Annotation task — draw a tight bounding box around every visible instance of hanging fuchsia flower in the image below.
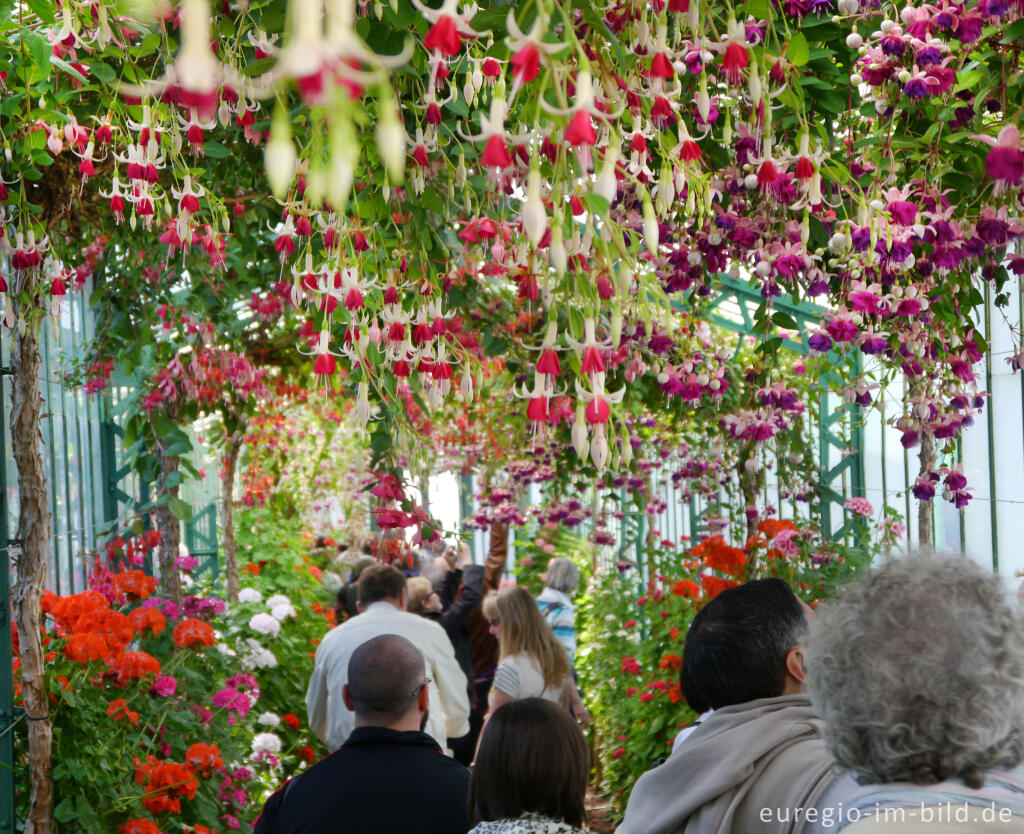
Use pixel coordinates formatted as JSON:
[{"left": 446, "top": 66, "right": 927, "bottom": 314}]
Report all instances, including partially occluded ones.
[
  {"left": 538, "top": 349, "right": 561, "bottom": 375},
  {"left": 975, "top": 125, "right": 1024, "bottom": 188},
  {"left": 511, "top": 43, "right": 540, "bottom": 83},
  {"left": 648, "top": 52, "right": 675, "bottom": 80},
  {"left": 413, "top": 0, "right": 480, "bottom": 56},
  {"left": 721, "top": 42, "right": 749, "bottom": 84},
  {"left": 565, "top": 110, "right": 597, "bottom": 147},
  {"left": 883, "top": 187, "right": 919, "bottom": 225},
  {"left": 424, "top": 16, "right": 462, "bottom": 55},
  {"left": 481, "top": 135, "right": 513, "bottom": 168}
]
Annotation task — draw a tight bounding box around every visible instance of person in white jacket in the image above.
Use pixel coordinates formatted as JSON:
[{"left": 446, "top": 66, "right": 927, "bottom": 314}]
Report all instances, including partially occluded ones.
[{"left": 306, "top": 563, "right": 471, "bottom": 754}]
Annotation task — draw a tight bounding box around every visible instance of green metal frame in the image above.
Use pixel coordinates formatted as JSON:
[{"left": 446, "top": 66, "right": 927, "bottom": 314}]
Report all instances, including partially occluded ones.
[
  {"left": 702, "top": 277, "right": 866, "bottom": 542},
  {"left": 185, "top": 504, "right": 219, "bottom": 580}
]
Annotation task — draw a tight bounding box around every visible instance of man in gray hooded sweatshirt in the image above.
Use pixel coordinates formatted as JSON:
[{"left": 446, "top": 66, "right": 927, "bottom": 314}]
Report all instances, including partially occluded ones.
[{"left": 617, "top": 578, "right": 836, "bottom": 834}]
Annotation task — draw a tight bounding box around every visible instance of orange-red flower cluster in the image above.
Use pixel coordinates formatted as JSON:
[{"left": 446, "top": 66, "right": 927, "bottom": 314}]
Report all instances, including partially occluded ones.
[
  {"left": 658, "top": 653, "right": 682, "bottom": 670},
  {"left": 184, "top": 742, "right": 223, "bottom": 773},
  {"left": 42, "top": 579, "right": 167, "bottom": 669},
  {"left": 110, "top": 651, "right": 161, "bottom": 685},
  {"left": 128, "top": 607, "right": 166, "bottom": 636},
  {"left": 672, "top": 580, "right": 700, "bottom": 599},
  {"left": 757, "top": 518, "right": 798, "bottom": 538},
  {"left": 172, "top": 618, "right": 216, "bottom": 650},
  {"left": 113, "top": 570, "right": 157, "bottom": 600},
  {"left": 133, "top": 755, "right": 199, "bottom": 814},
  {"left": 692, "top": 535, "right": 748, "bottom": 577},
  {"left": 700, "top": 574, "right": 740, "bottom": 599},
  {"left": 107, "top": 698, "right": 140, "bottom": 725},
  {"left": 120, "top": 819, "right": 160, "bottom": 834}
]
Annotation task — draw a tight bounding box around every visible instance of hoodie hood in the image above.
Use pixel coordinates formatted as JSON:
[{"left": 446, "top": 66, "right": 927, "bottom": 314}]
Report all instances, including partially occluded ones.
[{"left": 617, "top": 694, "right": 835, "bottom": 834}]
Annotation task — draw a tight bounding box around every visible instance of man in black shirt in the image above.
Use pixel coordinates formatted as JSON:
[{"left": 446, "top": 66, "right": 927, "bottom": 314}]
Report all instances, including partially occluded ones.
[{"left": 255, "top": 634, "right": 471, "bottom": 834}]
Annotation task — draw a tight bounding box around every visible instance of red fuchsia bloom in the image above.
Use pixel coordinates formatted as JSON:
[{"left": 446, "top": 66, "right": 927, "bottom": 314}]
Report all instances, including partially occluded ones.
[
  {"left": 537, "top": 348, "right": 561, "bottom": 375},
  {"left": 581, "top": 346, "right": 605, "bottom": 374},
  {"left": 565, "top": 110, "right": 597, "bottom": 147},
  {"left": 424, "top": 16, "right": 463, "bottom": 55},
  {"left": 585, "top": 397, "right": 611, "bottom": 424},
  {"left": 679, "top": 139, "right": 701, "bottom": 162},
  {"left": 794, "top": 155, "right": 815, "bottom": 179},
  {"left": 721, "top": 42, "right": 749, "bottom": 84},
  {"left": 511, "top": 43, "right": 540, "bottom": 83},
  {"left": 669, "top": 0, "right": 689, "bottom": 9},
  {"left": 481, "top": 134, "right": 513, "bottom": 168},
  {"left": 649, "top": 52, "right": 675, "bottom": 80}
]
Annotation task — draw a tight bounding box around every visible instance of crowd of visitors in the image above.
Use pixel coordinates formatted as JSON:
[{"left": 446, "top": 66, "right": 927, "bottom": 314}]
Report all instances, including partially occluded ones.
[{"left": 257, "top": 540, "right": 1024, "bottom": 834}]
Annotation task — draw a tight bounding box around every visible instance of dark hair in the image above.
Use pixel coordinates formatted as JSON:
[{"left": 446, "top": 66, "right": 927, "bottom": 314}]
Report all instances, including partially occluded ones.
[
  {"left": 469, "top": 699, "right": 588, "bottom": 827},
  {"left": 347, "top": 635, "right": 426, "bottom": 723},
  {"left": 358, "top": 564, "right": 407, "bottom": 605},
  {"left": 680, "top": 577, "right": 807, "bottom": 712}
]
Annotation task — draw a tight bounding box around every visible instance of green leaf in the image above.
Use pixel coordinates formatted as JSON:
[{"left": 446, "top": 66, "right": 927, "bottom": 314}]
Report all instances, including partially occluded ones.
[
  {"left": 88, "top": 60, "right": 117, "bottom": 84},
  {"left": 743, "top": 0, "right": 772, "bottom": 18},
  {"left": 582, "top": 192, "right": 610, "bottom": 218},
  {"left": 163, "top": 470, "right": 184, "bottom": 489},
  {"left": 482, "top": 332, "right": 507, "bottom": 357},
  {"left": 203, "top": 140, "right": 231, "bottom": 158},
  {"left": 54, "top": 798, "right": 76, "bottom": 824},
  {"left": 788, "top": 33, "right": 810, "bottom": 67},
  {"left": 168, "top": 496, "right": 193, "bottom": 522},
  {"left": 136, "top": 454, "right": 160, "bottom": 483},
  {"left": 1001, "top": 18, "right": 1024, "bottom": 42},
  {"left": 23, "top": 31, "right": 51, "bottom": 76},
  {"left": 772, "top": 312, "right": 799, "bottom": 330},
  {"left": 25, "top": 0, "right": 54, "bottom": 23}
]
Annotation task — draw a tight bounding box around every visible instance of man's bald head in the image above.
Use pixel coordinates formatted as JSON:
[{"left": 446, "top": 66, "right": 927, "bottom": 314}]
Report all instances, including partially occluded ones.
[{"left": 345, "top": 635, "right": 427, "bottom": 726}]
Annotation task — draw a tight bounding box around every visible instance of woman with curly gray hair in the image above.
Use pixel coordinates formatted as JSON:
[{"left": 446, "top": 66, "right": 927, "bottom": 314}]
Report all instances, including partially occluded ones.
[{"left": 803, "top": 554, "right": 1024, "bottom": 833}]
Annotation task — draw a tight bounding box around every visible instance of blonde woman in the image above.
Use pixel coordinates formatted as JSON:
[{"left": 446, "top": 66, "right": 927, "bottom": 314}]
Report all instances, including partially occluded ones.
[{"left": 481, "top": 586, "right": 590, "bottom": 727}]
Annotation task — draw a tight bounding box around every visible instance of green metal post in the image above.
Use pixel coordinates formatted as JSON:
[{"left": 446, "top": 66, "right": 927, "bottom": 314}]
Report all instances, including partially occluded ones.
[{"left": 984, "top": 283, "right": 998, "bottom": 571}]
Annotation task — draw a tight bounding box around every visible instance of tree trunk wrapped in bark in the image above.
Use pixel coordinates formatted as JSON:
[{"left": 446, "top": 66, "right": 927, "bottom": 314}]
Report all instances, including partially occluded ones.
[
  {"left": 9, "top": 268, "right": 54, "bottom": 833},
  {"left": 222, "top": 430, "right": 243, "bottom": 602},
  {"left": 917, "top": 431, "right": 935, "bottom": 551},
  {"left": 156, "top": 451, "right": 183, "bottom": 605}
]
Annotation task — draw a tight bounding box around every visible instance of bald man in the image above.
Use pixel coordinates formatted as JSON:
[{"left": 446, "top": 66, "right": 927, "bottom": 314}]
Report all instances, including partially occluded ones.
[{"left": 256, "top": 635, "right": 471, "bottom": 834}]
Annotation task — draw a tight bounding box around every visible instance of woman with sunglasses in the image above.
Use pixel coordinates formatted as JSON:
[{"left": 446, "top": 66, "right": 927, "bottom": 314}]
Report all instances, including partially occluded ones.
[{"left": 480, "top": 586, "right": 588, "bottom": 726}]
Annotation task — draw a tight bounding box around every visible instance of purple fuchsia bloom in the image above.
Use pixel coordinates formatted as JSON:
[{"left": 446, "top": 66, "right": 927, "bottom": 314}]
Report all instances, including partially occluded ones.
[
  {"left": 859, "top": 332, "right": 890, "bottom": 354},
  {"left": 808, "top": 332, "right": 833, "bottom": 352},
  {"left": 975, "top": 125, "right": 1024, "bottom": 189},
  {"left": 911, "top": 473, "right": 938, "bottom": 500},
  {"left": 825, "top": 312, "right": 859, "bottom": 343},
  {"left": 954, "top": 11, "right": 984, "bottom": 41},
  {"left": 903, "top": 72, "right": 930, "bottom": 98}
]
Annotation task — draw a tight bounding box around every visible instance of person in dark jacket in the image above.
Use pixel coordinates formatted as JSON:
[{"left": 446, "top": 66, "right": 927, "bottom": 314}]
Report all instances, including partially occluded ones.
[
  {"left": 255, "top": 634, "right": 471, "bottom": 834},
  {"left": 408, "top": 545, "right": 485, "bottom": 764}
]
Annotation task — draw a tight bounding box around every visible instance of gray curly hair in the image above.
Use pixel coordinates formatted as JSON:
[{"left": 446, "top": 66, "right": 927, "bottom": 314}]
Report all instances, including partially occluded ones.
[
  {"left": 545, "top": 557, "right": 580, "bottom": 594},
  {"left": 805, "top": 554, "right": 1024, "bottom": 788}
]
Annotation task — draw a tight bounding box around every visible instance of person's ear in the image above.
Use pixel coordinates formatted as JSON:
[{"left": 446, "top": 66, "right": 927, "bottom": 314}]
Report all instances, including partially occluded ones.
[
  {"left": 417, "top": 682, "right": 430, "bottom": 711},
  {"left": 355, "top": 601, "right": 366, "bottom": 614},
  {"left": 343, "top": 684, "right": 356, "bottom": 712},
  {"left": 785, "top": 645, "right": 807, "bottom": 685}
]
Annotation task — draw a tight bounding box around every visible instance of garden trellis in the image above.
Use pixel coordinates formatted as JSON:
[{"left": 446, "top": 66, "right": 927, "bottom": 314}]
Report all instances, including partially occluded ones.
[{"left": 2, "top": 0, "right": 1024, "bottom": 827}]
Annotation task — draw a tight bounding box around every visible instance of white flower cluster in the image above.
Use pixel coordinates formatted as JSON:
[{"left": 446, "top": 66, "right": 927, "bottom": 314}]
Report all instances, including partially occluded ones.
[
  {"left": 266, "top": 593, "right": 297, "bottom": 621},
  {"left": 240, "top": 637, "right": 278, "bottom": 670},
  {"left": 249, "top": 612, "right": 281, "bottom": 637},
  {"left": 238, "top": 587, "right": 263, "bottom": 604},
  {"left": 252, "top": 732, "right": 282, "bottom": 755},
  {"left": 258, "top": 712, "right": 280, "bottom": 727}
]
